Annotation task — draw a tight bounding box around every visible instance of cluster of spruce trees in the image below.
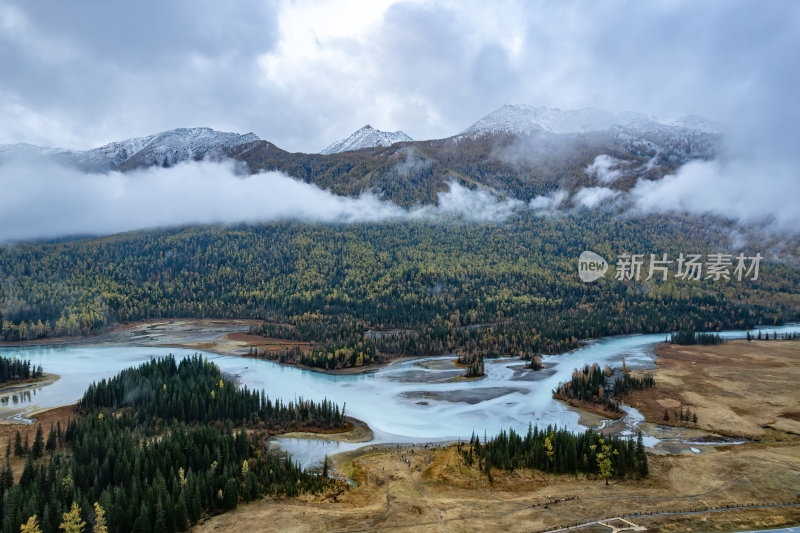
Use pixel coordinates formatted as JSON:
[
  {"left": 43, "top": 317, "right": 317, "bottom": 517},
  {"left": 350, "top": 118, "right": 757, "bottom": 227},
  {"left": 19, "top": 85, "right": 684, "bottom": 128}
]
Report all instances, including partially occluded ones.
[
  {"left": 746, "top": 330, "right": 798, "bottom": 341},
  {"left": 663, "top": 405, "right": 698, "bottom": 425},
  {"left": 526, "top": 355, "right": 543, "bottom": 371},
  {"left": 81, "top": 355, "right": 346, "bottom": 431},
  {"left": 249, "top": 314, "right": 367, "bottom": 344},
  {"left": 612, "top": 372, "right": 655, "bottom": 397},
  {"left": 462, "top": 425, "right": 648, "bottom": 481},
  {"left": 669, "top": 330, "right": 724, "bottom": 345},
  {"left": 0, "top": 356, "right": 346, "bottom": 533},
  {"left": 0, "top": 357, "right": 43, "bottom": 385},
  {"left": 458, "top": 353, "right": 485, "bottom": 378},
  {"left": 553, "top": 363, "right": 621, "bottom": 413}
]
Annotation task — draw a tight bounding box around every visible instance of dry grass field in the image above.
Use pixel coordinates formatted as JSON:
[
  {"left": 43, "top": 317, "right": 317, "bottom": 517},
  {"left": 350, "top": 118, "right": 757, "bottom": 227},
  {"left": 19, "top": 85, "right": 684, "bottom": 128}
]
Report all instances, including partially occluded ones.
[{"left": 626, "top": 340, "right": 800, "bottom": 439}]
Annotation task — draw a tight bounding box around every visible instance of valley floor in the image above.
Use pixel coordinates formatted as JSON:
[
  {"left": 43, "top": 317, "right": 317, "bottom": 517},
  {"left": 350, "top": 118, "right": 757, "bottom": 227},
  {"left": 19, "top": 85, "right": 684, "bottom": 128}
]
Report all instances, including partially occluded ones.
[
  {"left": 2, "top": 326, "right": 798, "bottom": 532},
  {"left": 192, "top": 340, "right": 800, "bottom": 533}
]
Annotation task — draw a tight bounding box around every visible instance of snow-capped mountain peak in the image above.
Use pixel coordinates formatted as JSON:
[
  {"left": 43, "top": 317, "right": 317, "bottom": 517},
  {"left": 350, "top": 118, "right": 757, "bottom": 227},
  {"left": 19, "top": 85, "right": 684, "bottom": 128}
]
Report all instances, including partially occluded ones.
[
  {"left": 0, "top": 127, "right": 261, "bottom": 172},
  {"left": 321, "top": 125, "right": 412, "bottom": 154},
  {"left": 109, "top": 127, "right": 261, "bottom": 170},
  {"left": 459, "top": 104, "right": 722, "bottom": 137}
]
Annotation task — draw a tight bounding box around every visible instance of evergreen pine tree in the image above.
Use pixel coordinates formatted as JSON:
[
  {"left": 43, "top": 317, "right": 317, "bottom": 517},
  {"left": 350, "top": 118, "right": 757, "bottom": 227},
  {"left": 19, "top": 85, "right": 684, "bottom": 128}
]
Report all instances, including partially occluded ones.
[
  {"left": 14, "top": 431, "right": 22, "bottom": 456},
  {"left": 635, "top": 432, "right": 648, "bottom": 477},
  {"left": 153, "top": 498, "right": 167, "bottom": 533},
  {"left": 31, "top": 425, "right": 44, "bottom": 460}
]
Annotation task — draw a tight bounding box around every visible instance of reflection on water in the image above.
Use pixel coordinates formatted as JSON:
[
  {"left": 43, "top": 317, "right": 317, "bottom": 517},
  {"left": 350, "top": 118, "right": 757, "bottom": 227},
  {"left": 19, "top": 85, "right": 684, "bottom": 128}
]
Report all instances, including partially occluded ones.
[
  {"left": 1, "top": 324, "right": 799, "bottom": 469},
  {"left": 0, "top": 389, "right": 38, "bottom": 406}
]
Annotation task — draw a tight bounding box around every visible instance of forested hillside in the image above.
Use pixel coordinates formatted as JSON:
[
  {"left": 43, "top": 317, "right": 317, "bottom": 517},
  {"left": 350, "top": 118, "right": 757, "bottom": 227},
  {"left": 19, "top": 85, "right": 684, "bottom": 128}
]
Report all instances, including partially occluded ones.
[
  {"left": 234, "top": 131, "right": 704, "bottom": 207},
  {"left": 2, "top": 212, "right": 797, "bottom": 365}
]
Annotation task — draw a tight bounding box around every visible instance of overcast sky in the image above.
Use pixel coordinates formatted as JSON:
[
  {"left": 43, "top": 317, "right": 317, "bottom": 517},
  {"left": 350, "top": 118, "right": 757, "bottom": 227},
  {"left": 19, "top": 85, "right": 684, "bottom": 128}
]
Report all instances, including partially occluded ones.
[{"left": 1, "top": 0, "right": 798, "bottom": 153}]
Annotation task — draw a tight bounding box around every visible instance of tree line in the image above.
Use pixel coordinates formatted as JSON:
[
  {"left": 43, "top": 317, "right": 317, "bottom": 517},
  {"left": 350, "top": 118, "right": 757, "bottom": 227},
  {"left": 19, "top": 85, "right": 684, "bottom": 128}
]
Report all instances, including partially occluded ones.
[
  {"left": 0, "top": 357, "right": 43, "bottom": 385},
  {"left": 80, "top": 355, "right": 346, "bottom": 431},
  {"left": 668, "top": 330, "right": 724, "bottom": 345},
  {"left": 746, "top": 330, "right": 798, "bottom": 341},
  {"left": 553, "top": 364, "right": 622, "bottom": 414},
  {"left": 462, "top": 425, "right": 648, "bottom": 483}
]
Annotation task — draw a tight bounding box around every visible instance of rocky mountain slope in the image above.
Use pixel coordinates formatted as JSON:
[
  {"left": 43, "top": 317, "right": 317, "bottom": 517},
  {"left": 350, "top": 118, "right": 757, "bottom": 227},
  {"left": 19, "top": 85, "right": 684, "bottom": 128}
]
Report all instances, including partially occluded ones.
[
  {"left": 0, "top": 105, "right": 722, "bottom": 207},
  {"left": 320, "top": 125, "right": 412, "bottom": 154},
  {"left": 0, "top": 127, "right": 260, "bottom": 172}
]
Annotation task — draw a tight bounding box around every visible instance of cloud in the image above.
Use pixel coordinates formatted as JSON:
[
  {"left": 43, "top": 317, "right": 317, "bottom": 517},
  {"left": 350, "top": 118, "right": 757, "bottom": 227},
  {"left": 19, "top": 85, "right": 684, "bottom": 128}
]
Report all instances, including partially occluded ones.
[
  {"left": 0, "top": 1, "right": 797, "bottom": 155},
  {"left": 0, "top": 160, "right": 526, "bottom": 242},
  {"left": 586, "top": 155, "right": 622, "bottom": 184},
  {"left": 573, "top": 187, "right": 619, "bottom": 209},
  {"left": 629, "top": 158, "right": 800, "bottom": 232},
  {"left": 528, "top": 190, "right": 567, "bottom": 211},
  {"left": 1, "top": 0, "right": 798, "bottom": 237},
  {"left": 434, "top": 182, "right": 524, "bottom": 222},
  {"left": 0, "top": 160, "right": 402, "bottom": 241}
]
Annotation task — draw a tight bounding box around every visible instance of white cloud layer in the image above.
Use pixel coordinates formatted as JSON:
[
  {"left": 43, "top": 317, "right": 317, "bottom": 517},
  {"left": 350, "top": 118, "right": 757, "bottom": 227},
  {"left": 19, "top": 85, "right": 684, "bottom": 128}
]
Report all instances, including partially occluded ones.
[
  {"left": 528, "top": 190, "right": 567, "bottom": 211},
  {"left": 1, "top": 1, "right": 799, "bottom": 237},
  {"left": 629, "top": 158, "right": 800, "bottom": 232},
  {"left": 0, "top": 160, "right": 524, "bottom": 242}
]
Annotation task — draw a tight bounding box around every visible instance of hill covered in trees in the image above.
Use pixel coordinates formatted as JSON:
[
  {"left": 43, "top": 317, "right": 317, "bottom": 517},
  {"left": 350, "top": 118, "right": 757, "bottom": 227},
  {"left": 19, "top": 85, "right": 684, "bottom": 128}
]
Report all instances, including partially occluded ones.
[
  {"left": 0, "top": 355, "right": 346, "bottom": 533},
  {"left": 233, "top": 122, "right": 717, "bottom": 207}
]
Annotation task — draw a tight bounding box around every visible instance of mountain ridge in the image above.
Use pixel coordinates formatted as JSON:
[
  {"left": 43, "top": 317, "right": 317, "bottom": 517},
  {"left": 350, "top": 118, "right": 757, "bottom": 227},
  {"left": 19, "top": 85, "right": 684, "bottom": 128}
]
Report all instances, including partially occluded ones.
[
  {"left": 0, "top": 127, "right": 260, "bottom": 172},
  {"left": 459, "top": 104, "right": 723, "bottom": 137},
  {"left": 0, "top": 105, "right": 722, "bottom": 207}
]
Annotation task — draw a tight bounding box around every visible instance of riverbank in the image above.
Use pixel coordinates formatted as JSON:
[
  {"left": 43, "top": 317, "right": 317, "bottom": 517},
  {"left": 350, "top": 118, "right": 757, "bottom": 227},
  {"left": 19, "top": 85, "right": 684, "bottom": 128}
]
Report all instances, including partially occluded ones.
[
  {"left": 0, "top": 403, "right": 78, "bottom": 477},
  {"left": 277, "top": 417, "right": 374, "bottom": 444},
  {"left": 0, "top": 373, "right": 59, "bottom": 397},
  {"left": 0, "top": 318, "right": 259, "bottom": 349}
]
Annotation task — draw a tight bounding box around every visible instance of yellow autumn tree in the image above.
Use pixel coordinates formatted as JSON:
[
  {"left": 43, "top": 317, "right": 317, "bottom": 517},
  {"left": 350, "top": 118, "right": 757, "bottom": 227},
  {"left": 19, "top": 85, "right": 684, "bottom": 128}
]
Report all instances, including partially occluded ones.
[
  {"left": 92, "top": 503, "right": 107, "bottom": 533},
  {"left": 20, "top": 515, "right": 42, "bottom": 533},
  {"left": 544, "top": 433, "right": 555, "bottom": 464},
  {"left": 595, "top": 439, "right": 616, "bottom": 485},
  {"left": 59, "top": 502, "right": 86, "bottom": 533}
]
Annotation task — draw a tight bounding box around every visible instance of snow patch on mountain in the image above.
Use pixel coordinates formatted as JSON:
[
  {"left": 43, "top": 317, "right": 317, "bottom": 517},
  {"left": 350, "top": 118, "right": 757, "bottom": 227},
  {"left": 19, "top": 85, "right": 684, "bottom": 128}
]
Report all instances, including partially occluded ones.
[
  {"left": 0, "top": 127, "right": 261, "bottom": 172},
  {"left": 321, "top": 125, "right": 412, "bottom": 154},
  {"left": 460, "top": 104, "right": 722, "bottom": 137}
]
